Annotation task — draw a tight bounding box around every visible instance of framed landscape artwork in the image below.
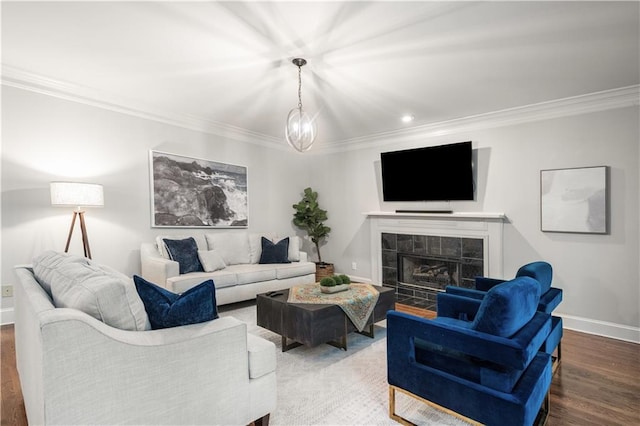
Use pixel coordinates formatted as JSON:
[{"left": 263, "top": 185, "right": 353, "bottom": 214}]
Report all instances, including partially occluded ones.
[
  {"left": 540, "top": 166, "right": 607, "bottom": 234},
  {"left": 149, "top": 151, "right": 248, "bottom": 228}
]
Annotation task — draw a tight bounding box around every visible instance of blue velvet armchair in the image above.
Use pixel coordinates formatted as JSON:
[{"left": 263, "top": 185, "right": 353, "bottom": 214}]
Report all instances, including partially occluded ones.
[
  {"left": 387, "top": 277, "right": 552, "bottom": 426},
  {"left": 446, "top": 261, "right": 563, "bottom": 367}
]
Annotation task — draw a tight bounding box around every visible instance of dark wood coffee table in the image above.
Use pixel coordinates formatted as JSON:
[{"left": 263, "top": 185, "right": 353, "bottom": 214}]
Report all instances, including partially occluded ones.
[{"left": 256, "top": 285, "right": 395, "bottom": 351}]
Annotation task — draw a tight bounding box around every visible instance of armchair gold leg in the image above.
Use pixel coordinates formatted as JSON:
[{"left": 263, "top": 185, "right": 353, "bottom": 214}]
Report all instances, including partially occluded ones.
[
  {"left": 534, "top": 391, "right": 550, "bottom": 426},
  {"left": 389, "top": 385, "right": 548, "bottom": 426},
  {"left": 389, "top": 386, "right": 416, "bottom": 426},
  {"left": 389, "top": 385, "right": 481, "bottom": 426}
]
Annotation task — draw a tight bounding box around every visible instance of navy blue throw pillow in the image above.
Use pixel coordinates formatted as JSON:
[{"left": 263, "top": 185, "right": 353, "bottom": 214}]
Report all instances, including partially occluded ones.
[
  {"left": 133, "top": 275, "right": 218, "bottom": 330},
  {"left": 259, "top": 237, "right": 291, "bottom": 264},
  {"left": 163, "top": 237, "right": 204, "bottom": 274}
]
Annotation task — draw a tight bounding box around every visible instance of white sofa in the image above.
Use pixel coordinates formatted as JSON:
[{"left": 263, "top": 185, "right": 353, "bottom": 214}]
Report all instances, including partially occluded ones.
[
  {"left": 141, "top": 232, "right": 316, "bottom": 305},
  {"left": 14, "top": 252, "right": 277, "bottom": 425}
]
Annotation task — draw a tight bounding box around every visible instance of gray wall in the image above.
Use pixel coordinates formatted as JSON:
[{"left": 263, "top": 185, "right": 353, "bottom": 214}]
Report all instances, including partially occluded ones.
[
  {"left": 310, "top": 107, "right": 639, "bottom": 341},
  {"left": 1, "top": 86, "right": 313, "bottom": 305},
  {"left": 2, "top": 85, "right": 639, "bottom": 341}
]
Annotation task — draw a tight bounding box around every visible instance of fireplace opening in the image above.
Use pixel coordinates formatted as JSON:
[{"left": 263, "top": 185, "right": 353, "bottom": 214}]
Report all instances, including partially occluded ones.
[
  {"left": 381, "top": 232, "right": 485, "bottom": 310},
  {"left": 399, "top": 255, "right": 460, "bottom": 292}
]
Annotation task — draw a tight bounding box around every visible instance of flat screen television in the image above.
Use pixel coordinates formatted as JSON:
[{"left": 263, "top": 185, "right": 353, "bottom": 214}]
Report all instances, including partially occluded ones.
[{"left": 381, "top": 141, "right": 474, "bottom": 201}]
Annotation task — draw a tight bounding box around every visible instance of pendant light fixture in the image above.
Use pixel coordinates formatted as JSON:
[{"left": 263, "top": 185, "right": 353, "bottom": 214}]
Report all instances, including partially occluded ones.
[{"left": 285, "top": 58, "right": 317, "bottom": 152}]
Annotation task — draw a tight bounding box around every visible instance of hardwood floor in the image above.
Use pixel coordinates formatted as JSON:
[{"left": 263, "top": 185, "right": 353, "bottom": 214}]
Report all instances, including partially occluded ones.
[
  {"left": 1, "top": 324, "right": 26, "bottom": 426},
  {"left": 2, "top": 309, "right": 639, "bottom": 425}
]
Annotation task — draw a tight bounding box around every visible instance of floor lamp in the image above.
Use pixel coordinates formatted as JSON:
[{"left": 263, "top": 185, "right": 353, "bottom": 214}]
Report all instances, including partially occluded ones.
[{"left": 50, "top": 182, "right": 104, "bottom": 259}]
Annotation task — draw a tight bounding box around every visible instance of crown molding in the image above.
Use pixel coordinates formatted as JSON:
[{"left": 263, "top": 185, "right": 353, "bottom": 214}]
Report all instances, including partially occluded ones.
[
  {"left": 3, "top": 65, "right": 638, "bottom": 155},
  {"left": 313, "top": 84, "right": 640, "bottom": 154},
  {"left": 1, "top": 65, "right": 287, "bottom": 151}
]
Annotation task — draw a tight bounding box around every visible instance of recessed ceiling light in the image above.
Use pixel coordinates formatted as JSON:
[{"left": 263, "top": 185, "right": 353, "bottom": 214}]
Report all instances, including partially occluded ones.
[{"left": 401, "top": 114, "right": 414, "bottom": 123}]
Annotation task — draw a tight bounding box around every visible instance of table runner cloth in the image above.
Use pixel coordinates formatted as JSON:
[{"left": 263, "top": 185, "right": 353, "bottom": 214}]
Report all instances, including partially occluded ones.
[{"left": 287, "top": 283, "right": 380, "bottom": 332}]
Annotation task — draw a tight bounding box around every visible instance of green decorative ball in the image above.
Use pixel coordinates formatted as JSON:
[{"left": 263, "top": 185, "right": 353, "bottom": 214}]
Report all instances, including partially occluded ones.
[
  {"left": 339, "top": 274, "right": 351, "bottom": 284},
  {"left": 333, "top": 275, "right": 344, "bottom": 285},
  {"left": 320, "top": 277, "right": 336, "bottom": 287}
]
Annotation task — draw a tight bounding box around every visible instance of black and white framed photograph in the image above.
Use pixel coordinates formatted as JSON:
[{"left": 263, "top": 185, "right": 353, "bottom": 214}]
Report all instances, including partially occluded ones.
[
  {"left": 150, "top": 151, "right": 248, "bottom": 228},
  {"left": 540, "top": 166, "right": 607, "bottom": 234}
]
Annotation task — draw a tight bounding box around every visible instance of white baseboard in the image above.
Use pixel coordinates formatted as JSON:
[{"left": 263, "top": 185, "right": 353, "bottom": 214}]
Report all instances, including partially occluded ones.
[
  {"left": 556, "top": 313, "right": 639, "bottom": 344},
  {"left": 348, "top": 275, "right": 373, "bottom": 284},
  {"left": 1, "top": 307, "right": 15, "bottom": 325}
]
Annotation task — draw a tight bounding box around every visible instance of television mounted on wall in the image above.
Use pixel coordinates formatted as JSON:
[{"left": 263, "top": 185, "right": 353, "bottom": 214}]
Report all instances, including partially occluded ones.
[{"left": 380, "top": 141, "right": 474, "bottom": 202}]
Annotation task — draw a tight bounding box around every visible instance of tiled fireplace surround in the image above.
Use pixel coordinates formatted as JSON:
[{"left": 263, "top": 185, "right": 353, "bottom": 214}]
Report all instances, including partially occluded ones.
[{"left": 368, "top": 212, "right": 505, "bottom": 311}]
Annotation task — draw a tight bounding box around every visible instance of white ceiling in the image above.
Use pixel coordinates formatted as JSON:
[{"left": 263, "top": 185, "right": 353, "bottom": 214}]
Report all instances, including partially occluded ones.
[{"left": 2, "top": 1, "right": 639, "bottom": 148}]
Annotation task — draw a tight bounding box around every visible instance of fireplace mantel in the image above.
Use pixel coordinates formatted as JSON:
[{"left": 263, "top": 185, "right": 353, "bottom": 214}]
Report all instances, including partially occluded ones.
[
  {"left": 365, "top": 211, "right": 506, "bottom": 220},
  {"left": 367, "top": 211, "right": 507, "bottom": 290}
]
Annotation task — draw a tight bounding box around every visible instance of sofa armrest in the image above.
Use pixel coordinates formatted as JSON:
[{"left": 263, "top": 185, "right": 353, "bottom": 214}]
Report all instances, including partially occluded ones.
[
  {"left": 539, "top": 287, "right": 563, "bottom": 314},
  {"left": 475, "top": 276, "right": 506, "bottom": 291},
  {"left": 247, "top": 333, "right": 276, "bottom": 379},
  {"left": 387, "top": 310, "right": 551, "bottom": 370},
  {"left": 299, "top": 251, "right": 309, "bottom": 262},
  {"left": 444, "top": 286, "right": 486, "bottom": 300},
  {"left": 436, "top": 292, "right": 482, "bottom": 321},
  {"left": 140, "top": 242, "right": 179, "bottom": 285},
  {"left": 37, "top": 309, "right": 256, "bottom": 425}
]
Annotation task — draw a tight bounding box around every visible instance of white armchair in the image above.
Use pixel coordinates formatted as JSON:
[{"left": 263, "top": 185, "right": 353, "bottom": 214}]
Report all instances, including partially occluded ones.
[{"left": 14, "top": 265, "right": 276, "bottom": 425}]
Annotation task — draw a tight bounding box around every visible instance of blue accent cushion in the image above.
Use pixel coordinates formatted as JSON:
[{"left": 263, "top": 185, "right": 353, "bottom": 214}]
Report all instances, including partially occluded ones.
[
  {"left": 472, "top": 276, "right": 541, "bottom": 338},
  {"left": 133, "top": 275, "right": 218, "bottom": 330},
  {"left": 259, "top": 237, "right": 291, "bottom": 264},
  {"left": 517, "top": 261, "right": 553, "bottom": 294},
  {"left": 163, "top": 237, "right": 204, "bottom": 274}
]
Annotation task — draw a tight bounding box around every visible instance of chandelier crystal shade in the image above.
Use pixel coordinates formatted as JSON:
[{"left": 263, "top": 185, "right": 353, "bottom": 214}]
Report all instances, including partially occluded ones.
[{"left": 285, "top": 58, "right": 317, "bottom": 152}]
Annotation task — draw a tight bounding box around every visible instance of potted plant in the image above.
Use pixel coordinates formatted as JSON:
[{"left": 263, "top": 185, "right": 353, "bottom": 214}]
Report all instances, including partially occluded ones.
[
  {"left": 292, "top": 187, "right": 333, "bottom": 281},
  {"left": 319, "top": 275, "right": 351, "bottom": 293}
]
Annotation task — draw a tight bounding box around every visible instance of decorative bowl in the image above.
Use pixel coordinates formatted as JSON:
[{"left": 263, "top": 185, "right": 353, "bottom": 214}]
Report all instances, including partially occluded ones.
[{"left": 320, "top": 284, "right": 350, "bottom": 294}]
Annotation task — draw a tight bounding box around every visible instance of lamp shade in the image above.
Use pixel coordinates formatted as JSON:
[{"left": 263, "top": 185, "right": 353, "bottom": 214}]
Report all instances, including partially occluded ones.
[{"left": 50, "top": 182, "right": 104, "bottom": 207}]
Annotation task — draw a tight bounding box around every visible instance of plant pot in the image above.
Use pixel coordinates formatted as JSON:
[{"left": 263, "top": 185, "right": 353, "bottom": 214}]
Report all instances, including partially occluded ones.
[
  {"left": 315, "top": 262, "right": 335, "bottom": 282},
  {"left": 320, "top": 284, "right": 350, "bottom": 294}
]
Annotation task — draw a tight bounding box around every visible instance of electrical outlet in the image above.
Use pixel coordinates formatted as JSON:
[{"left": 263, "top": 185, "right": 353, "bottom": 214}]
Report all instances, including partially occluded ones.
[
  {"left": 351, "top": 262, "right": 357, "bottom": 270},
  {"left": 2, "top": 285, "right": 13, "bottom": 297}
]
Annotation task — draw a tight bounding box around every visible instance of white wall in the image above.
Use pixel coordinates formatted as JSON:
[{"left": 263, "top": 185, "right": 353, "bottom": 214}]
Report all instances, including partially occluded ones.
[
  {"left": 310, "top": 107, "right": 639, "bottom": 341},
  {"left": 1, "top": 86, "right": 313, "bottom": 314},
  {"left": 2, "top": 86, "right": 639, "bottom": 341}
]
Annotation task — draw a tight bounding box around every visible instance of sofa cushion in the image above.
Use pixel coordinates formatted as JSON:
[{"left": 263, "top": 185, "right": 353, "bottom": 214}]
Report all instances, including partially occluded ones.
[
  {"left": 233, "top": 264, "right": 277, "bottom": 285},
  {"left": 32, "top": 251, "right": 150, "bottom": 331},
  {"left": 206, "top": 233, "right": 250, "bottom": 265},
  {"left": 259, "top": 237, "right": 291, "bottom": 264},
  {"left": 156, "top": 234, "right": 207, "bottom": 259},
  {"left": 167, "top": 271, "right": 237, "bottom": 294},
  {"left": 275, "top": 236, "right": 300, "bottom": 262},
  {"left": 134, "top": 275, "right": 218, "bottom": 330},
  {"left": 32, "top": 250, "right": 88, "bottom": 296},
  {"left": 249, "top": 233, "right": 276, "bottom": 264},
  {"left": 274, "top": 262, "right": 316, "bottom": 280},
  {"left": 163, "top": 238, "right": 204, "bottom": 274},
  {"left": 198, "top": 250, "right": 227, "bottom": 272},
  {"left": 472, "top": 276, "right": 541, "bottom": 338}
]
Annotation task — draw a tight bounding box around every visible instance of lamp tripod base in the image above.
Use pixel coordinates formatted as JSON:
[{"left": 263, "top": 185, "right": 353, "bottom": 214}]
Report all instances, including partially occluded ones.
[{"left": 64, "top": 210, "right": 92, "bottom": 259}]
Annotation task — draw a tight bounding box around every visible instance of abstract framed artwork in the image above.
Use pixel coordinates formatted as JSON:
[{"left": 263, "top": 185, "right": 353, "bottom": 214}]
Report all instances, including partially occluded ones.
[
  {"left": 149, "top": 151, "right": 248, "bottom": 228},
  {"left": 540, "top": 166, "right": 607, "bottom": 234}
]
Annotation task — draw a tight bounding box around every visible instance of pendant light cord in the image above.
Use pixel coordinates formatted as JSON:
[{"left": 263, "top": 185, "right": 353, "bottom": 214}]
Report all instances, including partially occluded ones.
[{"left": 297, "top": 65, "right": 303, "bottom": 109}]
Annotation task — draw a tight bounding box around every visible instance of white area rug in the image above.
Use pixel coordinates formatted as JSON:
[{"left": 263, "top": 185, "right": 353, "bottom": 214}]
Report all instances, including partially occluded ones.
[{"left": 219, "top": 302, "right": 471, "bottom": 426}]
